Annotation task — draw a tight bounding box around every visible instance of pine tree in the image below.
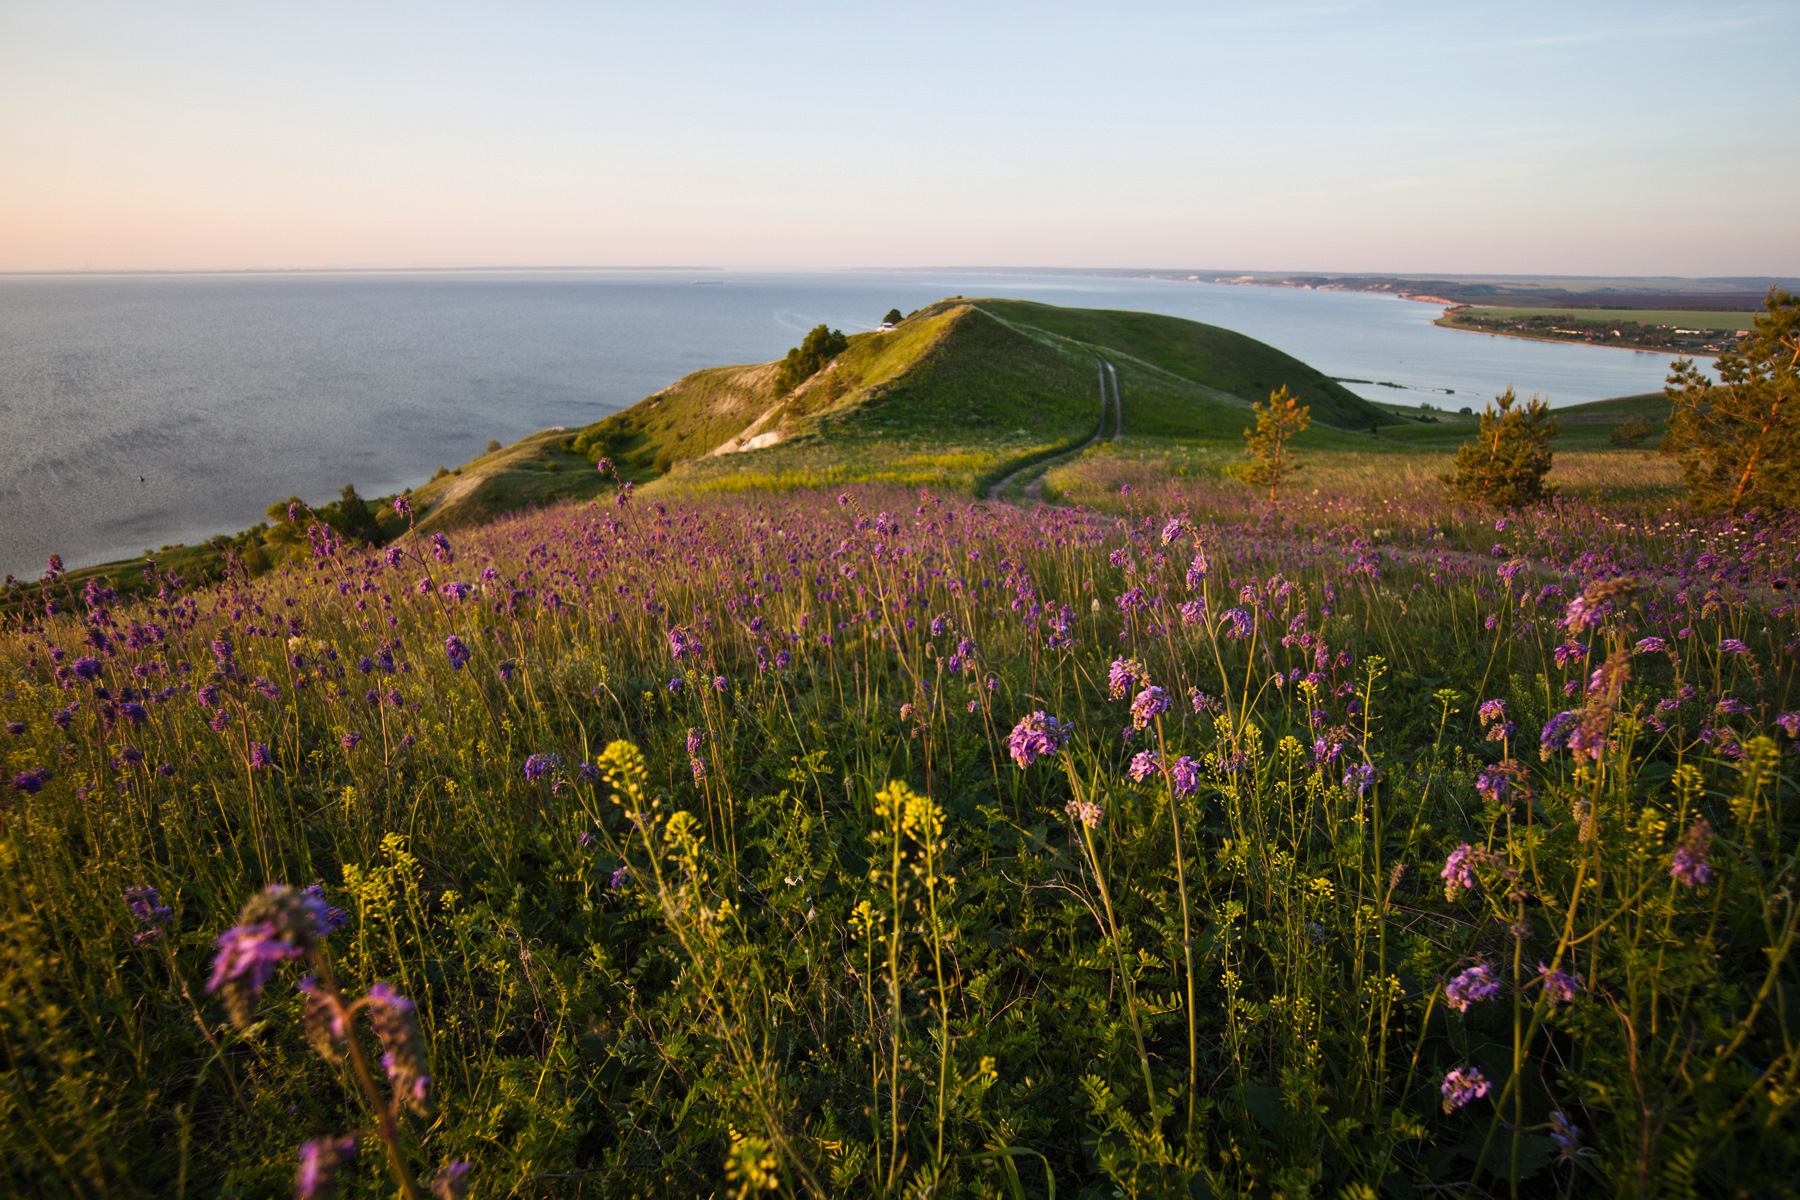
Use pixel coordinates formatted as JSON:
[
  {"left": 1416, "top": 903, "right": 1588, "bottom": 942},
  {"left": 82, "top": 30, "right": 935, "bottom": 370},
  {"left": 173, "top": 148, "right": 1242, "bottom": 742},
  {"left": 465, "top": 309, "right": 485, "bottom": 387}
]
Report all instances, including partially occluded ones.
[
  {"left": 1445, "top": 387, "right": 1560, "bottom": 508},
  {"left": 1241, "top": 385, "right": 1310, "bottom": 503},
  {"left": 1660, "top": 288, "right": 1799, "bottom": 513}
]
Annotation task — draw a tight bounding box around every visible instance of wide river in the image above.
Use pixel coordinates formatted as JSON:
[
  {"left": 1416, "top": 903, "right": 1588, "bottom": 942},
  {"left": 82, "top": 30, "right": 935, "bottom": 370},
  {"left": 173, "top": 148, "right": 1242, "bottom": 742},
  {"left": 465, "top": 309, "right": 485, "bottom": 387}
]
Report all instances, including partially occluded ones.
[{"left": 0, "top": 269, "right": 1695, "bottom": 577}]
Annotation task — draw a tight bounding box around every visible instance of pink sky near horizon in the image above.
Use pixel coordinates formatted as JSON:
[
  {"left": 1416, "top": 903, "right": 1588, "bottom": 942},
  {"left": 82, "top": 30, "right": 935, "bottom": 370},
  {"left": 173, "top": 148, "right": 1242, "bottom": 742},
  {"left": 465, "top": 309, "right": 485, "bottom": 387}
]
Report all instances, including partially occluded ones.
[{"left": 3, "top": 1, "right": 1795, "bottom": 277}]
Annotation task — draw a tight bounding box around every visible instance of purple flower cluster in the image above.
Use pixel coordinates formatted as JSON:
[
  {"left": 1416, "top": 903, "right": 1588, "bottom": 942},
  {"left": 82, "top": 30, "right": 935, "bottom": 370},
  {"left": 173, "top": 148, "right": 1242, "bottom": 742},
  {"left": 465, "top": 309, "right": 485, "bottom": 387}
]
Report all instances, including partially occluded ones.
[
  {"left": 1128, "top": 685, "right": 1170, "bottom": 730},
  {"left": 1441, "top": 843, "right": 1479, "bottom": 899},
  {"left": 124, "top": 885, "right": 174, "bottom": 945},
  {"left": 1670, "top": 819, "right": 1715, "bottom": 888},
  {"left": 1106, "top": 657, "right": 1146, "bottom": 700},
  {"left": 1007, "top": 711, "right": 1072, "bottom": 769},
  {"left": 295, "top": 1135, "right": 357, "bottom": 1200},
  {"left": 1538, "top": 961, "right": 1580, "bottom": 1004},
  {"left": 208, "top": 884, "right": 332, "bottom": 1028},
  {"left": 1445, "top": 964, "right": 1501, "bottom": 1012},
  {"left": 367, "top": 981, "right": 435, "bottom": 1116},
  {"left": 523, "top": 753, "right": 562, "bottom": 783},
  {"left": 1440, "top": 1067, "right": 1491, "bottom": 1112}
]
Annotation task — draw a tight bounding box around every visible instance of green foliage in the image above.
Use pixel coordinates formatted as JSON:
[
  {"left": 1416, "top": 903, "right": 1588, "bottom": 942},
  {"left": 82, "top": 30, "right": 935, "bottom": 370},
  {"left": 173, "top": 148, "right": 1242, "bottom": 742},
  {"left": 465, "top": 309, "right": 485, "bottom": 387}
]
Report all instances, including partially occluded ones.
[
  {"left": 774, "top": 324, "right": 850, "bottom": 395},
  {"left": 1445, "top": 386, "right": 1561, "bottom": 508},
  {"left": 1661, "top": 288, "right": 1800, "bottom": 513},
  {"left": 1238, "top": 384, "right": 1310, "bottom": 501},
  {"left": 485, "top": 438, "right": 502, "bottom": 453},
  {"left": 1609, "top": 416, "right": 1653, "bottom": 447},
  {"left": 882, "top": 308, "right": 903, "bottom": 326},
  {"left": 332, "top": 483, "right": 382, "bottom": 546}
]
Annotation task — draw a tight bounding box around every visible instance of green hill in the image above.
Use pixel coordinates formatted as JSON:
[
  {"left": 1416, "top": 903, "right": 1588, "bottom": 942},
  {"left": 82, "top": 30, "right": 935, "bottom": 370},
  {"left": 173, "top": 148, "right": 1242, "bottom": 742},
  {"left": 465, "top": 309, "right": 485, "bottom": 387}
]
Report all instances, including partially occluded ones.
[{"left": 569, "top": 298, "right": 1396, "bottom": 481}]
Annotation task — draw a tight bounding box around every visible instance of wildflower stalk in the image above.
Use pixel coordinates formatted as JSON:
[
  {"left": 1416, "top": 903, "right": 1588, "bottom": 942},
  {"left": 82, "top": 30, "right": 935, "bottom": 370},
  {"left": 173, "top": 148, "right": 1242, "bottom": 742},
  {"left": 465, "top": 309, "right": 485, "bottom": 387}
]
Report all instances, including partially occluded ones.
[
  {"left": 1062, "top": 749, "right": 1158, "bottom": 1117},
  {"left": 312, "top": 958, "right": 425, "bottom": 1200},
  {"left": 1151, "top": 712, "right": 1199, "bottom": 1140}
]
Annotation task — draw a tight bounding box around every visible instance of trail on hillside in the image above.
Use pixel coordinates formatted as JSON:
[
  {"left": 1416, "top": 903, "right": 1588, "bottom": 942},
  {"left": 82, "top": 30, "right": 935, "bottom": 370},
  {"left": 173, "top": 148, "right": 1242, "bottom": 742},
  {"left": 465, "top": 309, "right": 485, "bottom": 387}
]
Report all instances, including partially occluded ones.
[{"left": 987, "top": 358, "right": 1120, "bottom": 502}]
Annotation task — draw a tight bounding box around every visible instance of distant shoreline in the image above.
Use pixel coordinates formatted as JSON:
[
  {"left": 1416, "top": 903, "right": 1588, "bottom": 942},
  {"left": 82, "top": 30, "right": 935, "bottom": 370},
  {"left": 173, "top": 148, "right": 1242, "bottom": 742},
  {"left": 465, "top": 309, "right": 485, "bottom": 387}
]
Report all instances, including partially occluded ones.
[{"left": 1431, "top": 315, "right": 1717, "bottom": 360}]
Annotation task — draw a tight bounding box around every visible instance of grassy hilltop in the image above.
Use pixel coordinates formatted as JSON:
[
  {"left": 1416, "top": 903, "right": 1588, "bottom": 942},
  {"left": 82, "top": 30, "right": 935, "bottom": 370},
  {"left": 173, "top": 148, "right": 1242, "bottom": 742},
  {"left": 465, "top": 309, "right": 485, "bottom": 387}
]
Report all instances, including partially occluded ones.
[{"left": 564, "top": 298, "right": 1396, "bottom": 495}]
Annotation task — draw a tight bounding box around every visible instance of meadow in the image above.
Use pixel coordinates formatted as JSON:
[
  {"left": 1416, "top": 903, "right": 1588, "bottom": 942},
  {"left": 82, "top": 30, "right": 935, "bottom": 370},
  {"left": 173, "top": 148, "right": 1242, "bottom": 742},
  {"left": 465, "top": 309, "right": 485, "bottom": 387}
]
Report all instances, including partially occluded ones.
[{"left": 2, "top": 452, "right": 1797, "bottom": 1199}]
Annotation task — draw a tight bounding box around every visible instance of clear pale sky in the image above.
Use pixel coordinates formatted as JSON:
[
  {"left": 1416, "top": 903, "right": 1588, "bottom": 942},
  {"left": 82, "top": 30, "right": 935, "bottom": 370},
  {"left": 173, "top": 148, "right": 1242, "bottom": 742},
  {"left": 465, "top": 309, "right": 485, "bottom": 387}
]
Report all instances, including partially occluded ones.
[{"left": 2, "top": 1, "right": 1794, "bottom": 276}]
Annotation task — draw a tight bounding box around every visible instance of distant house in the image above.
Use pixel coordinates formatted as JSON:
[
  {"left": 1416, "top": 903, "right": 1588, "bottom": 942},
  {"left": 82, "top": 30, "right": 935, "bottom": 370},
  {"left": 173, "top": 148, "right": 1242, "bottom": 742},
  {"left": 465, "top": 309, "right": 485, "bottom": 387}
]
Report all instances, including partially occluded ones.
[{"left": 877, "top": 321, "right": 896, "bottom": 331}]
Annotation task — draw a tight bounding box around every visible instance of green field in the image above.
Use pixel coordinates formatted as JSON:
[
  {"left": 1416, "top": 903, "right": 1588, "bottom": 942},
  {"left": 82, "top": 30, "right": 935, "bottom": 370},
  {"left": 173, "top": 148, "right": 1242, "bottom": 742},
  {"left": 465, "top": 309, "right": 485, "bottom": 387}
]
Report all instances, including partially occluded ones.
[{"left": 1460, "top": 307, "right": 1758, "bottom": 330}]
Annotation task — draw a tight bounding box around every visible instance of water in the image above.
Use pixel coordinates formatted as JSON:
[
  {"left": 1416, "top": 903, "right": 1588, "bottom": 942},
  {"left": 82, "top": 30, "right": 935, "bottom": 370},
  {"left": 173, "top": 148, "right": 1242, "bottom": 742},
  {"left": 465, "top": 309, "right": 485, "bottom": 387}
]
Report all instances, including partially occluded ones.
[{"left": 0, "top": 269, "right": 1694, "bottom": 577}]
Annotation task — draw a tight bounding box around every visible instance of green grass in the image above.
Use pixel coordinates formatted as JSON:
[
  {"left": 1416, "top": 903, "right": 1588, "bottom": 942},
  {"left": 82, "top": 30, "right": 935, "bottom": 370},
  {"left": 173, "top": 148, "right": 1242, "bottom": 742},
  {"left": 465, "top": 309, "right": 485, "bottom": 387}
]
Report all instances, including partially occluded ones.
[{"left": 1461, "top": 307, "right": 1759, "bottom": 330}]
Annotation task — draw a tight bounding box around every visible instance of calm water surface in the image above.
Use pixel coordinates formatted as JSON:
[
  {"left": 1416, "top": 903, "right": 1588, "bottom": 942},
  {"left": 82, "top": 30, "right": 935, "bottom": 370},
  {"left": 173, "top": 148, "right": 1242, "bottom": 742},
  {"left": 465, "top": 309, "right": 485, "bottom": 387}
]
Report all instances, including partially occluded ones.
[{"left": 0, "top": 269, "right": 1692, "bottom": 576}]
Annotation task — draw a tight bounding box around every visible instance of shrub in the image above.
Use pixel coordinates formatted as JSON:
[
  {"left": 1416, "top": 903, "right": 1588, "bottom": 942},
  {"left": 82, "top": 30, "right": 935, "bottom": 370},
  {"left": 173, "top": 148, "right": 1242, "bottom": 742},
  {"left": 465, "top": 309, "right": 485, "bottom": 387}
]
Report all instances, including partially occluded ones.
[
  {"left": 773, "top": 324, "right": 849, "bottom": 395},
  {"left": 1610, "top": 416, "right": 1654, "bottom": 447},
  {"left": 485, "top": 438, "right": 502, "bottom": 454},
  {"left": 1445, "top": 386, "right": 1560, "bottom": 507}
]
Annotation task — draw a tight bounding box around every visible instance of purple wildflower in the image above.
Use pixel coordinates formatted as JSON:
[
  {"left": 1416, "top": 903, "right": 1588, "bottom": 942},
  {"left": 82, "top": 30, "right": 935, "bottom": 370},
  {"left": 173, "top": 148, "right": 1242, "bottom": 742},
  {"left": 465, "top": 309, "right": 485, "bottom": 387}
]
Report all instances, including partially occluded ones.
[
  {"left": 1549, "top": 1112, "right": 1581, "bottom": 1157},
  {"left": 577, "top": 829, "right": 595, "bottom": 849},
  {"left": 366, "top": 982, "right": 434, "bottom": 1116},
  {"left": 609, "top": 865, "right": 631, "bottom": 890},
  {"left": 1538, "top": 962, "right": 1580, "bottom": 1004},
  {"left": 668, "top": 676, "right": 684, "bottom": 694},
  {"left": 1670, "top": 820, "right": 1715, "bottom": 888},
  {"left": 1720, "top": 638, "right": 1750, "bottom": 655},
  {"left": 340, "top": 732, "right": 362, "bottom": 751},
  {"left": 393, "top": 493, "right": 412, "bottom": 518},
  {"left": 208, "top": 884, "right": 330, "bottom": 1027},
  {"left": 1441, "top": 843, "right": 1478, "bottom": 899},
  {"left": 1343, "top": 762, "right": 1378, "bottom": 796},
  {"left": 10, "top": 766, "right": 53, "bottom": 794},
  {"left": 1106, "top": 657, "right": 1146, "bottom": 700},
  {"left": 1007, "top": 711, "right": 1072, "bottom": 768},
  {"left": 5, "top": 721, "right": 24, "bottom": 736},
  {"left": 301, "top": 884, "right": 349, "bottom": 933},
  {"left": 73, "top": 656, "right": 103, "bottom": 680},
  {"left": 444, "top": 635, "right": 469, "bottom": 671},
  {"left": 668, "top": 626, "right": 703, "bottom": 662},
  {"left": 1129, "top": 685, "right": 1170, "bottom": 730},
  {"left": 295, "top": 1135, "right": 357, "bottom": 1200},
  {"left": 523, "top": 753, "right": 561, "bottom": 783},
  {"left": 1440, "top": 1067, "right": 1491, "bottom": 1112},
  {"left": 1445, "top": 964, "right": 1502, "bottom": 1012},
  {"left": 124, "top": 886, "right": 174, "bottom": 944},
  {"left": 1777, "top": 712, "right": 1800, "bottom": 738},
  {"left": 429, "top": 532, "right": 454, "bottom": 564},
  {"left": 430, "top": 1162, "right": 473, "bottom": 1200},
  {"left": 1169, "top": 755, "right": 1201, "bottom": 798},
  {"left": 1127, "top": 750, "right": 1161, "bottom": 783},
  {"left": 1635, "top": 636, "right": 1668, "bottom": 654},
  {"left": 1540, "top": 710, "right": 1580, "bottom": 755}
]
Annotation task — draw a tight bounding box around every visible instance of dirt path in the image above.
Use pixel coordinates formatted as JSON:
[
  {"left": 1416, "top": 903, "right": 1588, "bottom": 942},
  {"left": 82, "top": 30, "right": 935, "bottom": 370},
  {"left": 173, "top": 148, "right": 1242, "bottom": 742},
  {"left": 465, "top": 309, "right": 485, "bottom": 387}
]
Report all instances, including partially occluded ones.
[{"left": 986, "top": 358, "right": 1120, "bottom": 502}]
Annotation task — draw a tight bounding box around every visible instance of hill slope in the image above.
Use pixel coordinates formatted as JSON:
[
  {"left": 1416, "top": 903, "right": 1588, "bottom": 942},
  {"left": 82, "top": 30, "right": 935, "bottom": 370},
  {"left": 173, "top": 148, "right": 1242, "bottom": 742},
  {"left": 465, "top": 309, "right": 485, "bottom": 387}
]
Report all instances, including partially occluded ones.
[{"left": 570, "top": 298, "right": 1395, "bottom": 480}]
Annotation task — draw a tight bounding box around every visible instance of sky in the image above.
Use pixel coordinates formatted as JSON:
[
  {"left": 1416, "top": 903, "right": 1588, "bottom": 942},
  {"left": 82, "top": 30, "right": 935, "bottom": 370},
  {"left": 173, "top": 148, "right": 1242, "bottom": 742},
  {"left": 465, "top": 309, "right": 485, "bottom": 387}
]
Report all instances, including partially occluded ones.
[{"left": 1, "top": 1, "right": 1795, "bottom": 276}]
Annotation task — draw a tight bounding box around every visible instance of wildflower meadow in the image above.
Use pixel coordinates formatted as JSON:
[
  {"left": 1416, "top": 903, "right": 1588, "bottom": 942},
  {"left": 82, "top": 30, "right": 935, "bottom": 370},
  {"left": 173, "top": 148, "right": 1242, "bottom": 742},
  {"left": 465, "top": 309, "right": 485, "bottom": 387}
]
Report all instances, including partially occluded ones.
[{"left": 2, "top": 477, "right": 1797, "bottom": 1198}]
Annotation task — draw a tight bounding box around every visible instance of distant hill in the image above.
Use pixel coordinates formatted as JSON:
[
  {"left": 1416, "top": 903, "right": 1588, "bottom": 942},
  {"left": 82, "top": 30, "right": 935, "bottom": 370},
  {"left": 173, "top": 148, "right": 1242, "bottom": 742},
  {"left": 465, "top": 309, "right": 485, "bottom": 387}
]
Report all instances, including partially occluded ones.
[{"left": 568, "top": 297, "right": 1395, "bottom": 479}]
